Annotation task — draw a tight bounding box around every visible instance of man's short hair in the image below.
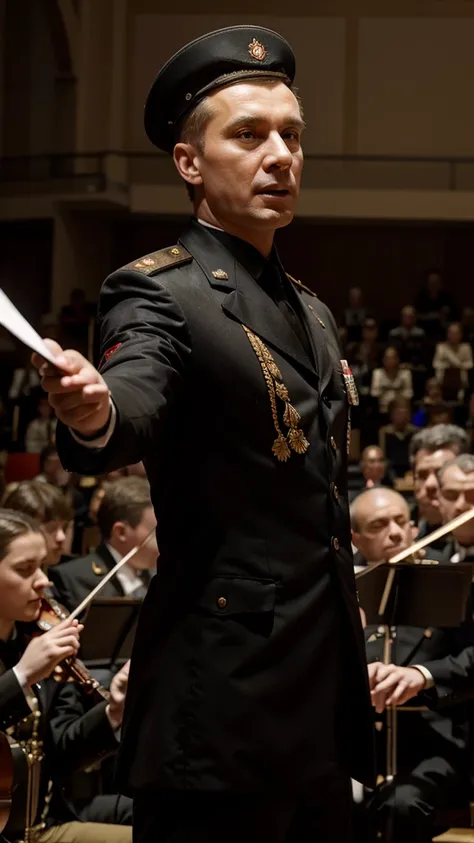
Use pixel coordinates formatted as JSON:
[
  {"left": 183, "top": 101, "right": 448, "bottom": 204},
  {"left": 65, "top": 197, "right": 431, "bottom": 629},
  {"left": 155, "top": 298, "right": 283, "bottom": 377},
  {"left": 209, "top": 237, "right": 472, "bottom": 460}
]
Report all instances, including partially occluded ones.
[
  {"left": 2, "top": 480, "right": 73, "bottom": 524},
  {"left": 409, "top": 424, "right": 469, "bottom": 461},
  {"left": 96, "top": 477, "right": 153, "bottom": 540},
  {"left": 437, "top": 453, "right": 474, "bottom": 486}
]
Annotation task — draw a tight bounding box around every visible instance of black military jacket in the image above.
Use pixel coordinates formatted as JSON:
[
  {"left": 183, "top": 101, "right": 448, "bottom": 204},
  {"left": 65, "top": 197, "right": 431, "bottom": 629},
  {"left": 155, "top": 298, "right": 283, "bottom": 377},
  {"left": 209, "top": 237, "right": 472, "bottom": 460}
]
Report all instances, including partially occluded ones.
[{"left": 57, "top": 219, "right": 375, "bottom": 793}]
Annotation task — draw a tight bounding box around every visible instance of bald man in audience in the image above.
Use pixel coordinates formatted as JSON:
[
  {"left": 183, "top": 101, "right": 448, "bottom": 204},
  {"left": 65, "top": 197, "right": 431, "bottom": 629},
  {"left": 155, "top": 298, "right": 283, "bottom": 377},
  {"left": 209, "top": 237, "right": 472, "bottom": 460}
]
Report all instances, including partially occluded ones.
[{"left": 352, "top": 487, "right": 474, "bottom": 843}]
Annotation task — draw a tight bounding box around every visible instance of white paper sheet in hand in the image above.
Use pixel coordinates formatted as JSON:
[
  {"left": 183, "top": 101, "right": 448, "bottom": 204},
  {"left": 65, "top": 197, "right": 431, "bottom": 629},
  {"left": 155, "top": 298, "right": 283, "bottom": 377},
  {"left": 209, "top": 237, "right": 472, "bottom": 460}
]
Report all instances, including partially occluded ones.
[{"left": 0, "top": 288, "right": 60, "bottom": 366}]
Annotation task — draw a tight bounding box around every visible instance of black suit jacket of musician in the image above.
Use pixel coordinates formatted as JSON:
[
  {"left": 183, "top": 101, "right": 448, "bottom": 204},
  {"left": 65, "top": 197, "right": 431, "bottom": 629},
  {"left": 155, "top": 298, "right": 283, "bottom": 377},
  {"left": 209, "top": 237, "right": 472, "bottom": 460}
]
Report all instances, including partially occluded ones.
[
  {"left": 0, "top": 641, "right": 118, "bottom": 831},
  {"left": 56, "top": 219, "right": 375, "bottom": 793},
  {"left": 49, "top": 543, "right": 148, "bottom": 614},
  {"left": 365, "top": 622, "right": 474, "bottom": 777}
]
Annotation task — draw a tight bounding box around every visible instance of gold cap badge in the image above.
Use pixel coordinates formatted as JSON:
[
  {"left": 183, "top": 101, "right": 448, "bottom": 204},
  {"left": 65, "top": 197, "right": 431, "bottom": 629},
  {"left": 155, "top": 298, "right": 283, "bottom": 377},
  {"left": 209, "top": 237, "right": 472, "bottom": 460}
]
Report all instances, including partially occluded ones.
[
  {"left": 248, "top": 38, "right": 266, "bottom": 61},
  {"left": 212, "top": 269, "right": 229, "bottom": 280}
]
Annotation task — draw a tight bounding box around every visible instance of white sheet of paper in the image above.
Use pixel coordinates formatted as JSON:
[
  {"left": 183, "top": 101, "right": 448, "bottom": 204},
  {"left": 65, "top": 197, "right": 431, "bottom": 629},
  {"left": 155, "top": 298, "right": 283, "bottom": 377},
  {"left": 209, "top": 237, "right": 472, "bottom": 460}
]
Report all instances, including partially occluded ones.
[{"left": 0, "top": 288, "right": 61, "bottom": 366}]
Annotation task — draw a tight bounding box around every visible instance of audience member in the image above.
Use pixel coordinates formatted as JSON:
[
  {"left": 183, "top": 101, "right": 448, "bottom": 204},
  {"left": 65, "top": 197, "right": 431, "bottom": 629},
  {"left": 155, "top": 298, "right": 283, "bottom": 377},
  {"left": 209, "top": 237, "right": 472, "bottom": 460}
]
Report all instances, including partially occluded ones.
[
  {"left": 388, "top": 305, "right": 426, "bottom": 366},
  {"left": 410, "top": 424, "right": 469, "bottom": 545},
  {"left": 370, "top": 346, "right": 413, "bottom": 415},
  {"left": 414, "top": 270, "right": 454, "bottom": 337},
  {"left": 433, "top": 322, "right": 473, "bottom": 397},
  {"left": 348, "top": 445, "right": 394, "bottom": 503},
  {"left": 2, "top": 480, "right": 74, "bottom": 565},
  {"left": 343, "top": 287, "right": 368, "bottom": 342},
  {"left": 460, "top": 306, "right": 474, "bottom": 347},
  {"left": 466, "top": 392, "right": 474, "bottom": 450},
  {"left": 378, "top": 397, "right": 417, "bottom": 477},
  {"left": 347, "top": 317, "right": 382, "bottom": 388},
  {"left": 352, "top": 488, "right": 473, "bottom": 843},
  {"left": 50, "top": 477, "right": 158, "bottom": 611},
  {"left": 25, "top": 394, "right": 57, "bottom": 454},
  {"left": 426, "top": 402, "right": 453, "bottom": 427},
  {"left": 36, "top": 444, "right": 70, "bottom": 489}
]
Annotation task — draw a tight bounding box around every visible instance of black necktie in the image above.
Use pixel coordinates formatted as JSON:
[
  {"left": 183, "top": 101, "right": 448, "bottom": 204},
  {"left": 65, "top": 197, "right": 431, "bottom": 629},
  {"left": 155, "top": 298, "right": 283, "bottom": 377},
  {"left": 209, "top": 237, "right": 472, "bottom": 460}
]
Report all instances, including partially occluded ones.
[{"left": 259, "top": 260, "right": 314, "bottom": 363}]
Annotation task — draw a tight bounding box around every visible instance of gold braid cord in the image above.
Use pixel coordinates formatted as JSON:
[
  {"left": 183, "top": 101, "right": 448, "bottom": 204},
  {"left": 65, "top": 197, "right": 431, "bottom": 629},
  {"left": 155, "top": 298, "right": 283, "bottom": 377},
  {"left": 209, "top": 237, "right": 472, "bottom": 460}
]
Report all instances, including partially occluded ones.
[{"left": 243, "top": 326, "right": 309, "bottom": 462}]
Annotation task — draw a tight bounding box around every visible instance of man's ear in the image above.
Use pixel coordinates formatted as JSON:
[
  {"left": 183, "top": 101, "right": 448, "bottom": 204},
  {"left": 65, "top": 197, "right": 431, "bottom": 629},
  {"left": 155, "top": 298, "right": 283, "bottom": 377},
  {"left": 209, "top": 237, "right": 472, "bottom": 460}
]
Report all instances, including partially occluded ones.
[
  {"left": 351, "top": 529, "right": 360, "bottom": 550},
  {"left": 111, "top": 521, "right": 127, "bottom": 544},
  {"left": 173, "top": 142, "right": 203, "bottom": 189}
]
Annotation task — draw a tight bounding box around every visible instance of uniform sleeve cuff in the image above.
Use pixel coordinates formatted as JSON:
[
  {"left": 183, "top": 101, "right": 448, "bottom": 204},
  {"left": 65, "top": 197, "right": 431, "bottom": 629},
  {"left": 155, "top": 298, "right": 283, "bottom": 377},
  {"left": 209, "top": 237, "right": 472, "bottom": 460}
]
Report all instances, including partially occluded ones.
[
  {"left": 413, "top": 664, "right": 435, "bottom": 689},
  {"left": 69, "top": 401, "right": 116, "bottom": 449}
]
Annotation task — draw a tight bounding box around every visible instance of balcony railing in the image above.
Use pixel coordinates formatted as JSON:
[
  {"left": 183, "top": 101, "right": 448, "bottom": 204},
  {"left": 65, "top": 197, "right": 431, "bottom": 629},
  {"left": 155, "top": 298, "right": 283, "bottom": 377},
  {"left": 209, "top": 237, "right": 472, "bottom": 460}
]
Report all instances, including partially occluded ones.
[{"left": 2, "top": 151, "right": 474, "bottom": 193}]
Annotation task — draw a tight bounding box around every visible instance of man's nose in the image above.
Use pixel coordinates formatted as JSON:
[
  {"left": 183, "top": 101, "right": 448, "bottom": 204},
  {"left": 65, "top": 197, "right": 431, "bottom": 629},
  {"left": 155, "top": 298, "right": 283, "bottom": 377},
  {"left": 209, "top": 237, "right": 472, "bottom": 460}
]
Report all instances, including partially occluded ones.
[
  {"left": 455, "top": 492, "right": 469, "bottom": 513},
  {"left": 264, "top": 132, "right": 293, "bottom": 169},
  {"left": 425, "top": 472, "right": 439, "bottom": 493}
]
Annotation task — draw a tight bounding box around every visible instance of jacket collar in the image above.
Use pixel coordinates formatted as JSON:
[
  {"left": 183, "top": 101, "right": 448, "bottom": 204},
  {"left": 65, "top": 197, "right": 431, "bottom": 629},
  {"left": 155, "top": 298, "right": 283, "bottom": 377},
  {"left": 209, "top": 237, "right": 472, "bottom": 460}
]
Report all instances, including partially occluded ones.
[{"left": 179, "top": 220, "right": 320, "bottom": 383}]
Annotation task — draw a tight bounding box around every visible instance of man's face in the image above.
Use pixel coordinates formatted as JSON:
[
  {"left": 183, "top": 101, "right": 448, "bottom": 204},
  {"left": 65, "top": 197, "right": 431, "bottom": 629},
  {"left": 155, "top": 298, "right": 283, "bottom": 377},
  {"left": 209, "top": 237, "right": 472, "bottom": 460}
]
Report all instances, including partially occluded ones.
[
  {"left": 361, "top": 448, "right": 386, "bottom": 483},
  {"left": 117, "top": 505, "right": 159, "bottom": 571},
  {"left": 0, "top": 532, "right": 49, "bottom": 625},
  {"left": 414, "top": 447, "right": 458, "bottom": 525},
  {"left": 439, "top": 465, "right": 474, "bottom": 546},
  {"left": 186, "top": 81, "right": 304, "bottom": 235},
  {"left": 401, "top": 307, "right": 415, "bottom": 329},
  {"left": 391, "top": 407, "right": 410, "bottom": 429},
  {"left": 352, "top": 492, "right": 415, "bottom": 563},
  {"left": 42, "top": 519, "right": 69, "bottom": 566}
]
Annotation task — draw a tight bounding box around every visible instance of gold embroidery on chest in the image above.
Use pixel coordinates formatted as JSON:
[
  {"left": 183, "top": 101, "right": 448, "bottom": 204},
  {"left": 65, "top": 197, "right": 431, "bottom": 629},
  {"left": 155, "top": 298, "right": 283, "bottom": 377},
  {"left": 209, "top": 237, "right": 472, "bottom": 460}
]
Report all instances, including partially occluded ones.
[{"left": 243, "top": 326, "right": 310, "bottom": 462}]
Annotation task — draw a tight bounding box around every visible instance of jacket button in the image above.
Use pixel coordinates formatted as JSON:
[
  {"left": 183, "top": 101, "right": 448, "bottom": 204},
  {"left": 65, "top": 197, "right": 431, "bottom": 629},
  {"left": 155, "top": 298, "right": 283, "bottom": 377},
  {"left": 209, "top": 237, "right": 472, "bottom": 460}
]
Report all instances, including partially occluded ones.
[
  {"left": 217, "top": 597, "right": 227, "bottom": 609},
  {"left": 332, "top": 484, "right": 340, "bottom": 501},
  {"left": 330, "top": 436, "right": 336, "bottom": 451},
  {"left": 332, "top": 536, "right": 340, "bottom": 552}
]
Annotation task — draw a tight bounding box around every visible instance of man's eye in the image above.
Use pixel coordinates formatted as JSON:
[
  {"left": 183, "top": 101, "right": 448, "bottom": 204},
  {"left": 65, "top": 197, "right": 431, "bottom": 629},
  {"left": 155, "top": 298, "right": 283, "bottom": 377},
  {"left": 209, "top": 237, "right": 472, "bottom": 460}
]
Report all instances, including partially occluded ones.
[
  {"left": 236, "top": 130, "right": 255, "bottom": 140},
  {"left": 283, "top": 131, "right": 299, "bottom": 141}
]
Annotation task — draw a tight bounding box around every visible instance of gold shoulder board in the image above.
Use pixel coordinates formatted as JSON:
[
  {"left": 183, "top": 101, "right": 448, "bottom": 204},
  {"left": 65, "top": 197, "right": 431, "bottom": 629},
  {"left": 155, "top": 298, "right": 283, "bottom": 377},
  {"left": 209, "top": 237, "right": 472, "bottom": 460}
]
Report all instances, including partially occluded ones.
[
  {"left": 121, "top": 245, "right": 192, "bottom": 276},
  {"left": 287, "top": 274, "right": 317, "bottom": 297}
]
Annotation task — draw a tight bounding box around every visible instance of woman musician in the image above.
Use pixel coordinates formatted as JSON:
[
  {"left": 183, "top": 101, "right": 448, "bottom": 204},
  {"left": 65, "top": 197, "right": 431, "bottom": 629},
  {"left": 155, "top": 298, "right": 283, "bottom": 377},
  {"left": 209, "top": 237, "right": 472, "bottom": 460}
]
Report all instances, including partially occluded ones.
[{"left": 0, "top": 508, "right": 132, "bottom": 843}]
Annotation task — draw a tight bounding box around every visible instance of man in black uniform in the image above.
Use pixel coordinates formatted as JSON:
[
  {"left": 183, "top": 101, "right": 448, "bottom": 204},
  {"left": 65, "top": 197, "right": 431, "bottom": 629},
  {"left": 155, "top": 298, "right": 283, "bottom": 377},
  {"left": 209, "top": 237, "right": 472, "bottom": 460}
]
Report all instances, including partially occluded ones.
[{"left": 34, "top": 25, "right": 374, "bottom": 843}]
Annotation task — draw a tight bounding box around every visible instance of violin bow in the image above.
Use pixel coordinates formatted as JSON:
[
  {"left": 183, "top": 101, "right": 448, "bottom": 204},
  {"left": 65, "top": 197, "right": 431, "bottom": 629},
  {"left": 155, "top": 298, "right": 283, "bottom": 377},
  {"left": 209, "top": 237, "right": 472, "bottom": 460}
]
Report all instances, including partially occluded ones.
[{"left": 68, "top": 529, "right": 155, "bottom": 620}]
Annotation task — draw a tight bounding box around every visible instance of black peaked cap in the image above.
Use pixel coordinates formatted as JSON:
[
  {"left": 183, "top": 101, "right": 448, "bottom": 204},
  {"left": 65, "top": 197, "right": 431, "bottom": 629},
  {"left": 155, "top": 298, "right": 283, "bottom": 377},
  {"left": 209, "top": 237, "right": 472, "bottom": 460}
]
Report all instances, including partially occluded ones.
[{"left": 144, "top": 25, "right": 296, "bottom": 153}]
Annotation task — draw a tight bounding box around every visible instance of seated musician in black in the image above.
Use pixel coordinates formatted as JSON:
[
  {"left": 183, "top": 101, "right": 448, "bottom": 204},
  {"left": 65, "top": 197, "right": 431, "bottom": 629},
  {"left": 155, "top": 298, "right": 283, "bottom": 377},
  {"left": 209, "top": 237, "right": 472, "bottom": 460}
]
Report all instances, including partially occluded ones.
[
  {"left": 0, "top": 508, "right": 132, "bottom": 843},
  {"left": 351, "top": 487, "right": 474, "bottom": 843},
  {"left": 49, "top": 476, "right": 158, "bottom": 613}
]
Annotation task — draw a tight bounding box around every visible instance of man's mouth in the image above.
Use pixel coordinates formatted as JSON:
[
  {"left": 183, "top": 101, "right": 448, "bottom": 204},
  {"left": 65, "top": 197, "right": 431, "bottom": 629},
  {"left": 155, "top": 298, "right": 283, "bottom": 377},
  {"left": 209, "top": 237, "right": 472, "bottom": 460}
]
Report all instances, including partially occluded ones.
[{"left": 258, "top": 188, "right": 291, "bottom": 197}]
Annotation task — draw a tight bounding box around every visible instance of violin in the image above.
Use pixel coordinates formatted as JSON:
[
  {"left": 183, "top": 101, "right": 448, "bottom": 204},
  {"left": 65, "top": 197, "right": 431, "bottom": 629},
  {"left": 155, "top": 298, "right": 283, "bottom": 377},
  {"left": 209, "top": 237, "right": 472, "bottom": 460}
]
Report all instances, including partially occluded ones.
[
  {"left": 28, "top": 528, "right": 155, "bottom": 700},
  {"left": 34, "top": 595, "right": 110, "bottom": 702}
]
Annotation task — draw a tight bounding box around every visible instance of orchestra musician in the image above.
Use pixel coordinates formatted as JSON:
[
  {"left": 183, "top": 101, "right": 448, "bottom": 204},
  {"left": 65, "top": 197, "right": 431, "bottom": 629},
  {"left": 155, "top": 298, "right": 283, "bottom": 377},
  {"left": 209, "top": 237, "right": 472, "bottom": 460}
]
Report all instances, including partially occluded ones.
[
  {"left": 351, "top": 487, "right": 474, "bottom": 843},
  {"left": 0, "top": 508, "right": 133, "bottom": 843}
]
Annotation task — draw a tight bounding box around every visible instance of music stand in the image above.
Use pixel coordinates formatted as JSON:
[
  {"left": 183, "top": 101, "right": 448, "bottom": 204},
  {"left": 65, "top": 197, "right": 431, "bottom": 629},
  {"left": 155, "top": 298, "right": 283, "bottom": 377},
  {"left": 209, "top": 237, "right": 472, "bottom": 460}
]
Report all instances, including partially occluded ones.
[
  {"left": 80, "top": 597, "right": 141, "bottom": 669},
  {"left": 356, "top": 560, "right": 473, "bottom": 780}
]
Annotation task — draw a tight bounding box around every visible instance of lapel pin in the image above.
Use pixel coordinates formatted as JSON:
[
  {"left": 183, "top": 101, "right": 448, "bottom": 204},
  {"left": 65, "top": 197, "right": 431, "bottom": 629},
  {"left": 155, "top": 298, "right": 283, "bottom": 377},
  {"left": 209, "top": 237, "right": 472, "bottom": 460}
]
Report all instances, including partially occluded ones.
[
  {"left": 92, "top": 561, "right": 105, "bottom": 576},
  {"left": 212, "top": 269, "right": 228, "bottom": 280}
]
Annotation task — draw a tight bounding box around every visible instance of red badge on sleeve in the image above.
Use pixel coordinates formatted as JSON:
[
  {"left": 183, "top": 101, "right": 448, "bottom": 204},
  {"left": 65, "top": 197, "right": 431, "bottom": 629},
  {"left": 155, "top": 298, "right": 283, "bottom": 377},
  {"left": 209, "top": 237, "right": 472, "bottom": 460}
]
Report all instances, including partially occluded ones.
[{"left": 100, "top": 342, "right": 123, "bottom": 368}]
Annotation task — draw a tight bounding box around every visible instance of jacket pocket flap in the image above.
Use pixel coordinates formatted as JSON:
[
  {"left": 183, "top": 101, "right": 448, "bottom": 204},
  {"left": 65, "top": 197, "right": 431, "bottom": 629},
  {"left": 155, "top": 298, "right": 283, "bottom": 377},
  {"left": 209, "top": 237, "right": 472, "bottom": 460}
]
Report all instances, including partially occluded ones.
[{"left": 198, "top": 577, "right": 276, "bottom": 615}]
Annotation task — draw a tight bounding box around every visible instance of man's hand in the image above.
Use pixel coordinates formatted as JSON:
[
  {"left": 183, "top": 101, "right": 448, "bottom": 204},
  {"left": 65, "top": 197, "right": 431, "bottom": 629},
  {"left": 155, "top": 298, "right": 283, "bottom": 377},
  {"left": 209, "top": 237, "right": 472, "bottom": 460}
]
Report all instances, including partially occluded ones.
[
  {"left": 16, "top": 618, "right": 83, "bottom": 686},
  {"left": 106, "top": 660, "right": 130, "bottom": 730},
  {"left": 31, "top": 339, "right": 111, "bottom": 436},
  {"left": 367, "top": 662, "right": 426, "bottom": 713}
]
